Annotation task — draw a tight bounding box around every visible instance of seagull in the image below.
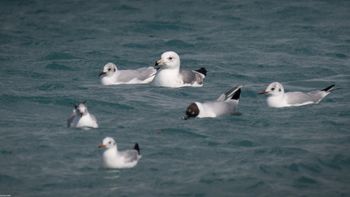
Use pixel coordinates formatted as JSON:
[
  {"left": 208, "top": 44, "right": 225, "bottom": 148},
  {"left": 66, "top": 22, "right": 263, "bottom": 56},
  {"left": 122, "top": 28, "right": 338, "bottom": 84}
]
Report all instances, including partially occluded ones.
[
  {"left": 98, "top": 137, "right": 141, "bottom": 169},
  {"left": 184, "top": 85, "right": 242, "bottom": 119},
  {"left": 152, "top": 51, "right": 207, "bottom": 88},
  {"left": 99, "top": 63, "right": 157, "bottom": 85},
  {"left": 259, "top": 82, "right": 335, "bottom": 108},
  {"left": 67, "top": 101, "right": 98, "bottom": 128}
]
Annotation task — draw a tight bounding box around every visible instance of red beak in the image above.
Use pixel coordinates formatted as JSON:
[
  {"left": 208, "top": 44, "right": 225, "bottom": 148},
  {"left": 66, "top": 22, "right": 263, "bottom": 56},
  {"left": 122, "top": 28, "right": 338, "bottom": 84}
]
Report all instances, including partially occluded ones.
[
  {"left": 258, "top": 91, "right": 267, "bottom": 95},
  {"left": 98, "top": 144, "right": 106, "bottom": 148}
]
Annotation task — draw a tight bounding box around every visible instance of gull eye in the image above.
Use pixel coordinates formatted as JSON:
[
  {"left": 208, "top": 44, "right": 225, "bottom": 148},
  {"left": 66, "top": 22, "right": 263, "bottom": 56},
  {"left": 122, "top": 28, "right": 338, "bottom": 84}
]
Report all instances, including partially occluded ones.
[
  {"left": 108, "top": 141, "right": 112, "bottom": 144},
  {"left": 279, "top": 88, "right": 281, "bottom": 92},
  {"left": 271, "top": 87, "right": 275, "bottom": 91},
  {"left": 168, "top": 57, "right": 173, "bottom": 60},
  {"left": 108, "top": 68, "right": 111, "bottom": 71}
]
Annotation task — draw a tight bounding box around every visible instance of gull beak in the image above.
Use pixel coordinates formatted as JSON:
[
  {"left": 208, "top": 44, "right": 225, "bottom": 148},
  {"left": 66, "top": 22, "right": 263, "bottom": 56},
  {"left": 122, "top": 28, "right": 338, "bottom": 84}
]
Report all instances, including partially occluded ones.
[
  {"left": 154, "top": 59, "right": 163, "bottom": 69},
  {"left": 99, "top": 72, "right": 106, "bottom": 77},
  {"left": 258, "top": 91, "right": 268, "bottom": 95},
  {"left": 98, "top": 144, "right": 106, "bottom": 148}
]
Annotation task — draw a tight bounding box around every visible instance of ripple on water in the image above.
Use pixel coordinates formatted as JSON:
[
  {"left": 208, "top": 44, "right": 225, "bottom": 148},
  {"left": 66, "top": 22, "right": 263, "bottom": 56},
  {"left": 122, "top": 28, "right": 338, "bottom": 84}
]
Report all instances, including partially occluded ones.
[
  {"left": 254, "top": 146, "right": 309, "bottom": 157},
  {"left": 160, "top": 127, "right": 208, "bottom": 139},
  {"left": 293, "top": 176, "right": 318, "bottom": 188},
  {"left": 0, "top": 174, "right": 23, "bottom": 187},
  {"left": 164, "top": 39, "right": 194, "bottom": 48},
  {"left": 285, "top": 162, "right": 322, "bottom": 174},
  {"left": 38, "top": 83, "right": 65, "bottom": 91},
  {"left": 45, "top": 63, "right": 74, "bottom": 71},
  {"left": 42, "top": 52, "right": 80, "bottom": 61},
  {"left": 318, "top": 154, "right": 350, "bottom": 170},
  {"left": 228, "top": 139, "right": 256, "bottom": 148}
]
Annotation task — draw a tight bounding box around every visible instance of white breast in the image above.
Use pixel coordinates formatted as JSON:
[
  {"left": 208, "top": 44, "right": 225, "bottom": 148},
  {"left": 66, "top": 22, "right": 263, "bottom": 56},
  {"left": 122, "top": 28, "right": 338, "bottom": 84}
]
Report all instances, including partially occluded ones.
[
  {"left": 267, "top": 95, "right": 288, "bottom": 108},
  {"left": 101, "top": 74, "right": 117, "bottom": 85},
  {"left": 152, "top": 69, "right": 182, "bottom": 87},
  {"left": 76, "top": 114, "right": 98, "bottom": 128}
]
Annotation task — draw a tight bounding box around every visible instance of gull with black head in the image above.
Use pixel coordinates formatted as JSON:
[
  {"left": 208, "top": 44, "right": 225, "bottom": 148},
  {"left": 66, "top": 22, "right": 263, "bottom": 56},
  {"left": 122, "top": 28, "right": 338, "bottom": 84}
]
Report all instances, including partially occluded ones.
[{"left": 184, "top": 85, "right": 242, "bottom": 119}]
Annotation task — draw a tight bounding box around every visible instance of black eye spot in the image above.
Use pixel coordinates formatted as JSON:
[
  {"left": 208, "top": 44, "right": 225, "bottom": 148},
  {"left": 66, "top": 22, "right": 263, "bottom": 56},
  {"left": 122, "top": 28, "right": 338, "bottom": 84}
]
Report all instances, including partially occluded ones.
[
  {"left": 271, "top": 87, "right": 275, "bottom": 91},
  {"left": 168, "top": 57, "right": 173, "bottom": 60},
  {"left": 278, "top": 88, "right": 281, "bottom": 92},
  {"left": 108, "top": 68, "right": 111, "bottom": 71},
  {"left": 108, "top": 141, "right": 112, "bottom": 144}
]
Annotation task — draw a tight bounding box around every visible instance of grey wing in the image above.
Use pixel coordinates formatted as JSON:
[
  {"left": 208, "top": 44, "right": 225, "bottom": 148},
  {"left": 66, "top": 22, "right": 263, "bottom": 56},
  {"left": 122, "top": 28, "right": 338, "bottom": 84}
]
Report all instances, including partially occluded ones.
[
  {"left": 135, "top": 67, "right": 157, "bottom": 80},
  {"left": 180, "top": 69, "right": 204, "bottom": 84},
  {"left": 217, "top": 86, "right": 242, "bottom": 102},
  {"left": 216, "top": 94, "right": 226, "bottom": 102},
  {"left": 306, "top": 90, "right": 328, "bottom": 103},
  {"left": 118, "top": 67, "right": 156, "bottom": 82},
  {"left": 117, "top": 70, "right": 141, "bottom": 82},
  {"left": 120, "top": 150, "right": 139, "bottom": 163},
  {"left": 67, "top": 113, "right": 75, "bottom": 127},
  {"left": 285, "top": 92, "right": 318, "bottom": 105},
  {"left": 90, "top": 114, "right": 97, "bottom": 123}
]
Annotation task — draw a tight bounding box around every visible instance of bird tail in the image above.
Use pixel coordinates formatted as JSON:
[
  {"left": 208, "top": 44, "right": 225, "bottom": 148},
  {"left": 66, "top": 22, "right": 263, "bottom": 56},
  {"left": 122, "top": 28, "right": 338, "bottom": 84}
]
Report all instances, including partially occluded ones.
[
  {"left": 134, "top": 143, "right": 140, "bottom": 155},
  {"left": 322, "top": 84, "right": 335, "bottom": 92},
  {"left": 195, "top": 67, "right": 207, "bottom": 76}
]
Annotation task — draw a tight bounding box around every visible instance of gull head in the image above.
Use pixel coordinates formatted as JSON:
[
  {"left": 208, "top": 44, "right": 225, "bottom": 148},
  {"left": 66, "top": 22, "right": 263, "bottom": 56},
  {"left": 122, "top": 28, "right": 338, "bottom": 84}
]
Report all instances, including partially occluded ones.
[
  {"left": 184, "top": 102, "right": 200, "bottom": 120},
  {"left": 99, "top": 63, "right": 117, "bottom": 77},
  {"left": 75, "top": 101, "right": 88, "bottom": 117},
  {"left": 98, "top": 137, "right": 116, "bottom": 149},
  {"left": 260, "top": 82, "right": 284, "bottom": 96},
  {"left": 154, "top": 51, "right": 180, "bottom": 70}
]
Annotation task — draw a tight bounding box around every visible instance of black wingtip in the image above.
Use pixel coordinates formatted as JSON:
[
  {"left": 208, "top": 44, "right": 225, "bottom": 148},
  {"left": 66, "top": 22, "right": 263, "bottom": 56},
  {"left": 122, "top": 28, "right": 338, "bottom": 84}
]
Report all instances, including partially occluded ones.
[
  {"left": 231, "top": 87, "right": 241, "bottom": 100},
  {"left": 134, "top": 143, "right": 140, "bottom": 155},
  {"left": 322, "top": 84, "right": 335, "bottom": 92},
  {"left": 195, "top": 67, "right": 207, "bottom": 76}
]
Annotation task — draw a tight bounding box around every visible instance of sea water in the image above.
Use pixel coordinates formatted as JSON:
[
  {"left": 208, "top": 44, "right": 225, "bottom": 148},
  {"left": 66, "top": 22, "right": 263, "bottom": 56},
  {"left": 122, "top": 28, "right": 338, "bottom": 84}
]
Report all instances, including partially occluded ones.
[{"left": 0, "top": 0, "right": 349, "bottom": 196}]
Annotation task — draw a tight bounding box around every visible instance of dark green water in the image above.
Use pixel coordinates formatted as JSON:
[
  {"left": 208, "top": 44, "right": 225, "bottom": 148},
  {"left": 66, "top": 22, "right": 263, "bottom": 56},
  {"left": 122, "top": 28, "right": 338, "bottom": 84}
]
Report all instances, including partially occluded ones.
[{"left": 0, "top": 0, "right": 349, "bottom": 196}]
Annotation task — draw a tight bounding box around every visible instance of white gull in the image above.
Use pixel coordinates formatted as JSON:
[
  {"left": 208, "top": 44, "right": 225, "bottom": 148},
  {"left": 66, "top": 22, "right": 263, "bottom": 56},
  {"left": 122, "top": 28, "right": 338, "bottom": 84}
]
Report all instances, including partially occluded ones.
[
  {"left": 67, "top": 101, "right": 98, "bottom": 128},
  {"left": 152, "top": 51, "right": 207, "bottom": 88},
  {"left": 99, "top": 63, "right": 156, "bottom": 85},
  {"left": 98, "top": 137, "right": 141, "bottom": 169},
  {"left": 259, "top": 82, "right": 335, "bottom": 108}
]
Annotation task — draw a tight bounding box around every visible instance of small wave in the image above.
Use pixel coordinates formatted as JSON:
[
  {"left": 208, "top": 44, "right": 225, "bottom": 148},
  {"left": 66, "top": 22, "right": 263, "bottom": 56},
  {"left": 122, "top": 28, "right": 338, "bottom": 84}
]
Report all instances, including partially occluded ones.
[
  {"left": 45, "top": 63, "right": 73, "bottom": 71},
  {"left": 165, "top": 39, "right": 194, "bottom": 48},
  {"left": 228, "top": 139, "right": 256, "bottom": 147},
  {"left": 293, "top": 176, "right": 318, "bottom": 188},
  {"left": 160, "top": 127, "right": 208, "bottom": 139},
  {"left": 318, "top": 154, "right": 350, "bottom": 170},
  {"left": 0, "top": 174, "right": 23, "bottom": 185},
  {"left": 42, "top": 52, "right": 80, "bottom": 61},
  {"left": 38, "top": 83, "right": 65, "bottom": 91},
  {"left": 254, "top": 146, "right": 309, "bottom": 156},
  {"left": 285, "top": 162, "right": 322, "bottom": 173}
]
